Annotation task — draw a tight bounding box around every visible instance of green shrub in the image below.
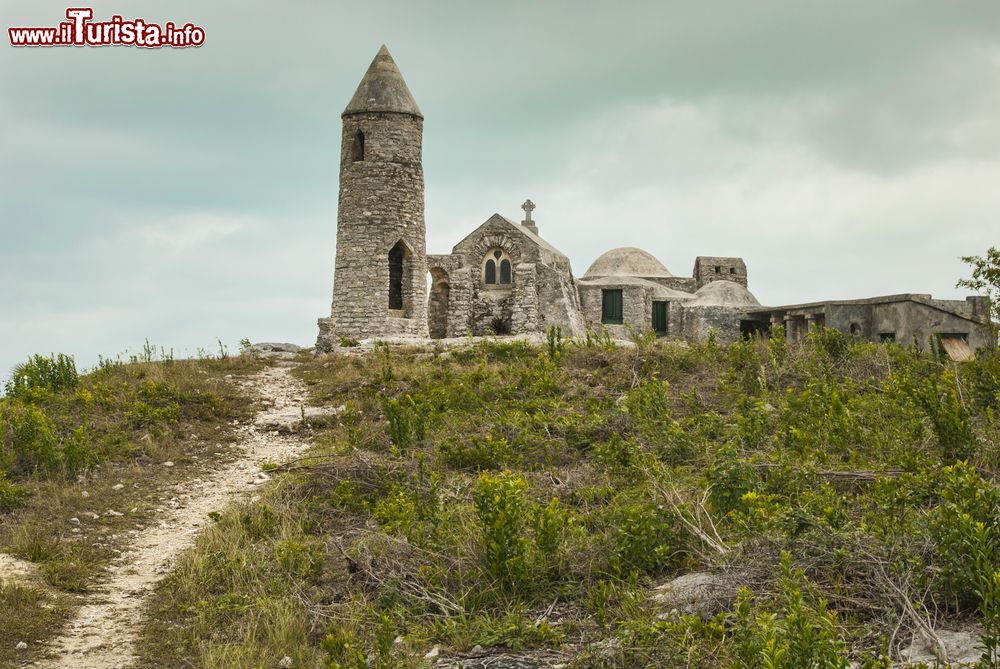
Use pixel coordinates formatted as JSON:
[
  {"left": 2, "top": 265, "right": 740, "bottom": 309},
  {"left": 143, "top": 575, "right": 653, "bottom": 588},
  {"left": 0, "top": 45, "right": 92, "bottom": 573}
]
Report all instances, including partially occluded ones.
[
  {"left": 239, "top": 504, "right": 279, "bottom": 541},
  {"left": 593, "top": 434, "right": 642, "bottom": 474},
  {"left": 910, "top": 369, "right": 975, "bottom": 463},
  {"left": 707, "top": 445, "right": 758, "bottom": 517},
  {"left": 4, "top": 353, "right": 78, "bottom": 401},
  {"left": 373, "top": 488, "right": 419, "bottom": 537},
  {"left": 274, "top": 538, "right": 323, "bottom": 581},
  {"left": 381, "top": 393, "right": 426, "bottom": 452},
  {"left": 474, "top": 470, "right": 528, "bottom": 588},
  {"left": 0, "top": 469, "right": 27, "bottom": 511},
  {"left": 438, "top": 434, "right": 520, "bottom": 471},
  {"left": 610, "top": 502, "right": 682, "bottom": 576},
  {"left": 0, "top": 401, "right": 61, "bottom": 473},
  {"left": 929, "top": 461, "right": 999, "bottom": 609},
  {"left": 531, "top": 497, "right": 570, "bottom": 580},
  {"left": 807, "top": 326, "right": 851, "bottom": 362},
  {"left": 729, "top": 553, "right": 849, "bottom": 669},
  {"left": 978, "top": 566, "right": 1000, "bottom": 666},
  {"left": 321, "top": 627, "right": 368, "bottom": 669}
]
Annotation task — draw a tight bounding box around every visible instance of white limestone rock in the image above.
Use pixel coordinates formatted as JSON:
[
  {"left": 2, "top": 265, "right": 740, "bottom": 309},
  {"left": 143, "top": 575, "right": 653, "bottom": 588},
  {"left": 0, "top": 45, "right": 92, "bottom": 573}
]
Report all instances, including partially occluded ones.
[
  {"left": 899, "top": 628, "right": 985, "bottom": 667},
  {"left": 650, "top": 572, "right": 738, "bottom": 616}
]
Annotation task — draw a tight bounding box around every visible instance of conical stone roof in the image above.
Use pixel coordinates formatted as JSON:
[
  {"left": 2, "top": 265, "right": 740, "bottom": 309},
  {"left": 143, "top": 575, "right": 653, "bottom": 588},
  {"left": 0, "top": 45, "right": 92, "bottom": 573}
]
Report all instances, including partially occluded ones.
[{"left": 343, "top": 45, "right": 422, "bottom": 118}]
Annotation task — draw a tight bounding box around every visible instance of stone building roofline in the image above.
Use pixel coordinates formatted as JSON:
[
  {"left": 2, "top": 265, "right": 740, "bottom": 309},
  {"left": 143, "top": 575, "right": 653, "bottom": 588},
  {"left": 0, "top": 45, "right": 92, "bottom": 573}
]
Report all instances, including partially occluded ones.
[
  {"left": 688, "top": 280, "right": 760, "bottom": 307},
  {"left": 450, "top": 213, "right": 569, "bottom": 260},
  {"left": 578, "top": 275, "right": 694, "bottom": 299},
  {"left": 343, "top": 45, "right": 423, "bottom": 118},
  {"left": 746, "top": 293, "right": 989, "bottom": 323},
  {"left": 583, "top": 247, "right": 674, "bottom": 279}
]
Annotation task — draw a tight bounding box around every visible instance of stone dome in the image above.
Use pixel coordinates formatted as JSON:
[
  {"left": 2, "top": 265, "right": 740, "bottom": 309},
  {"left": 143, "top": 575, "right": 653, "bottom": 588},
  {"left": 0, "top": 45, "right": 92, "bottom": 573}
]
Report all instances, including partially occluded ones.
[
  {"left": 688, "top": 280, "right": 760, "bottom": 307},
  {"left": 583, "top": 247, "right": 673, "bottom": 279}
]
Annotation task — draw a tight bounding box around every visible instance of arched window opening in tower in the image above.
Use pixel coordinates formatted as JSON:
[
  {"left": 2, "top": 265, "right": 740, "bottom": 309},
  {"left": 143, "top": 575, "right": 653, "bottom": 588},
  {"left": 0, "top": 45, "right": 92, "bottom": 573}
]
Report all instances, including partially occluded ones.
[
  {"left": 484, "top": 259, "right": 497, "bottom": 284},
  {"left": 500, "top": 259, "right": 511, "bottom": 284},
  {"left": 351, "top": 130, "right": 365, "bottom": 162},
  {"left": 388, "top": 241, "right": 406, "bottom": 310}
]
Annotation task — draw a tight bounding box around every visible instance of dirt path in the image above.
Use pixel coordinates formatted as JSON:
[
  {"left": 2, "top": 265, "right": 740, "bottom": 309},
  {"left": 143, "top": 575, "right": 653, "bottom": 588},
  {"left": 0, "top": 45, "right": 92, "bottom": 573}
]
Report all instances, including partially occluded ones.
[{"left": 33, "top": 364, "right": 316, "bottom": 669}]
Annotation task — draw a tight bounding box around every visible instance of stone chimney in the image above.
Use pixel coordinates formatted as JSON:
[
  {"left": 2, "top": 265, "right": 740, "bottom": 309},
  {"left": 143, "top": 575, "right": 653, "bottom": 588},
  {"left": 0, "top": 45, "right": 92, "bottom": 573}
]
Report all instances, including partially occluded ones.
[{"left": 967, "top": 295, "right": 991, "bottom": 321}]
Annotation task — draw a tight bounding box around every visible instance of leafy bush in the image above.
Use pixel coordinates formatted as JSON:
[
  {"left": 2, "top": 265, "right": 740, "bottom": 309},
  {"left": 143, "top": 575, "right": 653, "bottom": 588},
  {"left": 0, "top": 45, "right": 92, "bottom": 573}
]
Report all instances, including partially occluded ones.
[
  {"left": 381, "top": 393, "right": 426, "bottom": 452},
  {"left": 474, "top": 470, "right": 528, "bottom": 588},
  {"left": 0, "top": 401, "right": 62, "bottom": 473},
  {"left": 4, "top": 353, "right": 78, "bottom": 401},
  {"left": 0, "top": 470, "right": 27, "bottom": 511},
  {"left": 531, "top": 497, "right": 571, "bottom": 580},
  {"left": 729, "top": 554, "right": 849, "bottom": 669},
  {"left": 707, "top": 445, "right": 758, "bottom": 517},
  {"left": 322, "top": 627, "right": 368, "bottom": 669},
  {"left": 610, "top": 501, "right": 682, "bottom": 576},
  {"left": 928, "top": 461, "right": 999, "bottom": 609},
  {"left": 911, "top": 370, "right": 975, "bottom": 463},
  {"left": 439, "top": 434, "right": 520, "bottom": 471},
  {"left": 274, "top": 538, "right": 323, "bottom": 581}
]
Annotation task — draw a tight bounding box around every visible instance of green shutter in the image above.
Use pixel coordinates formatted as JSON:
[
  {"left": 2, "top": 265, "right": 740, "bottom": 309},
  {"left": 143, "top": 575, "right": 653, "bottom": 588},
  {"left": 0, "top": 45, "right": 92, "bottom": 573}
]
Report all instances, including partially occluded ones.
[
  {"left": 652, "top": 301, "right": 667, "bottom": 334},
  {"left": 602, "top": 290, "right": 623, "bottom": 324}
]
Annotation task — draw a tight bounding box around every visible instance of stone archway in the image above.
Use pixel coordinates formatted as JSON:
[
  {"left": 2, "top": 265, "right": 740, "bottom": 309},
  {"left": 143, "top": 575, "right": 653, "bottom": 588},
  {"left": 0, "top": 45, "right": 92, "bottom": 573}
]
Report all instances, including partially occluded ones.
[{"left": 428, "top": 267, "right": 450, "bottom": 339}]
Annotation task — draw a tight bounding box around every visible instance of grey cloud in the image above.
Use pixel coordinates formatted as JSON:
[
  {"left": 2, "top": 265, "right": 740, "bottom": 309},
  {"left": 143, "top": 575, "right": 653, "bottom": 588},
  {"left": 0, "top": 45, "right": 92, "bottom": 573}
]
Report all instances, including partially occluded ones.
[{"left": 2, "top": 0, "right": 999, "bottom": 379}]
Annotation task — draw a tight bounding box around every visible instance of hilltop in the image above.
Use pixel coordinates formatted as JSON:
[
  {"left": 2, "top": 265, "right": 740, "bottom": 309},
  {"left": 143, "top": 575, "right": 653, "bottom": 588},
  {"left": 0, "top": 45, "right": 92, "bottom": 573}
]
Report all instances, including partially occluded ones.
[{"left": 1, "top": 331, "right": 999, "bottom": 668}]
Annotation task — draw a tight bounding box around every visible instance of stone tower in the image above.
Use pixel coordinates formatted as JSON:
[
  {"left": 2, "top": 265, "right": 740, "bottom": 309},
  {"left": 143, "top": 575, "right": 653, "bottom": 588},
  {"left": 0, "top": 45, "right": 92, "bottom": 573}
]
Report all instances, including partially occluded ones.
[{"left": 317, "top": 45, "right": 428, "bottom": 350}]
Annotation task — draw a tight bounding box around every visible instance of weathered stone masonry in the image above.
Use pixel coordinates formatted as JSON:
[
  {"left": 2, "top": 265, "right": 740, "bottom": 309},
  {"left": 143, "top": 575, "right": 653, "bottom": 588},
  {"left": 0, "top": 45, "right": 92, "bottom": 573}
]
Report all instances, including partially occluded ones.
[
  {"left": 316, "top": 46, "right": 992, "bottom": 356},
  {"left": 318, "top": 46, "right": 428, "bottom": 348}
]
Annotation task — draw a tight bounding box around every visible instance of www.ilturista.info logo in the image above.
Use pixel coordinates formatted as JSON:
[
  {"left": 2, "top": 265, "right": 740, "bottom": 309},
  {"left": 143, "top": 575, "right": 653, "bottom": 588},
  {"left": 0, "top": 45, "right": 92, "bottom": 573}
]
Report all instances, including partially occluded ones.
[{"left": 8, "top": 8, "right": 205, "bottom": 48}]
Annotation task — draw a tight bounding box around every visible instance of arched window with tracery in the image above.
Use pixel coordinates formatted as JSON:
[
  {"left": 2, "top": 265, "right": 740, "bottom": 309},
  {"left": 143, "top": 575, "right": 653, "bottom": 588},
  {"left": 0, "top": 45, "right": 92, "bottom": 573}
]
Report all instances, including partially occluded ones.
[{"left": 482, "top": 248, "right": 512, "bottom": 286}]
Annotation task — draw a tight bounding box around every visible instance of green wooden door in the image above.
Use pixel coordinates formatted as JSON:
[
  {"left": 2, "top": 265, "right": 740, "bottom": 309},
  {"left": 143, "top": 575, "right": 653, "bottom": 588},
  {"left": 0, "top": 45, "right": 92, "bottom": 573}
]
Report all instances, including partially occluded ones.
[
  {"left": 601, "top": 289, "right": 623, "bottom": 324},
  {"left": 652, "top": 301, "right": 668, "bottom": 335}
]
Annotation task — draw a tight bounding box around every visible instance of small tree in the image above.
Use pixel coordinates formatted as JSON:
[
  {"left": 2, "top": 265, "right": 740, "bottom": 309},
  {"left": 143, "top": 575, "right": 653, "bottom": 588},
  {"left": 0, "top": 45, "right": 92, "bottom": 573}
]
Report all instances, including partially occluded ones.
[{"left": 957, "top": 247, "right": 1000, "bottom": 343}]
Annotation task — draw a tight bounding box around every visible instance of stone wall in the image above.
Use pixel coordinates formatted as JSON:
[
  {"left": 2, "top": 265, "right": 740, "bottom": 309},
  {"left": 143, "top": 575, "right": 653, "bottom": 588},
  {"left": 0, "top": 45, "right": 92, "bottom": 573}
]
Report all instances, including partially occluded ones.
[
  {"left": 321, "top": 111, "right": 429, "bottom": 348},
  {"left": 579, "top": 283, "right": 654, "bottom": 338},
  {"left": 748, "top": 295, "right": 994, "bottom": 352},
  {"left": 826, "top": 301, "right": 993, "bottom": 351},
  {"left": 675, "top": 305, "right": 745, "bottom": 342},
  {"left": 652, "top": 277, "right": 698, "bottom": 293},
  {"left": 534, "top": 263, "right": 586, "bottom": 336},
  {"left": 427, "top": 254, "right": 473, "bottom": 338},
  {"left": 693, "top": 257, "right": 748, "bottom": 289}
]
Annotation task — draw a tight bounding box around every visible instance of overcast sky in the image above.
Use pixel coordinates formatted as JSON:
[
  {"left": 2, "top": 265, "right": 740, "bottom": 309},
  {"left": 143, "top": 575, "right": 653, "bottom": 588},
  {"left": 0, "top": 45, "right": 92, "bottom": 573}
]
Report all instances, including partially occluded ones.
[{"left": 1, "top": 0, "right": 998, "bottom": 379}]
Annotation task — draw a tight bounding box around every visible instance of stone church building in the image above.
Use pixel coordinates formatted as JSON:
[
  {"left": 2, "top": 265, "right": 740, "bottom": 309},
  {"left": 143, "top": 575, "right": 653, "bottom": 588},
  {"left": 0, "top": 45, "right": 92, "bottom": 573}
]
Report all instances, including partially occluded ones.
[{"left": 317, "top": 47, "right": 992, "bottom": 356}]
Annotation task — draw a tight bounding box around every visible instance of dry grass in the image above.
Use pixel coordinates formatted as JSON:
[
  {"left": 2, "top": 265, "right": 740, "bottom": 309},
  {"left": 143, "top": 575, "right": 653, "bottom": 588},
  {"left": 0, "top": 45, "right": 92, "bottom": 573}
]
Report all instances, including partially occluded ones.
[
  {"left": 0, "top": 353, "right": 267, "bottom": 664},
  {"left": 125, "top": 336, "right": 1000, "bottom": 666}
]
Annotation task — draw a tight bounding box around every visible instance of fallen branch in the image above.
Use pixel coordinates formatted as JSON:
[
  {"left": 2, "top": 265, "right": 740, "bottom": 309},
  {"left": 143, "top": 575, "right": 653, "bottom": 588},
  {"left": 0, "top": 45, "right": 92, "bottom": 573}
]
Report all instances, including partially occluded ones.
[
  {"left": 751, "top": 463, "right": 905, "bottom": 483},
  {"left": 647, "top": 475, "right": 729, "bottom": 559}
]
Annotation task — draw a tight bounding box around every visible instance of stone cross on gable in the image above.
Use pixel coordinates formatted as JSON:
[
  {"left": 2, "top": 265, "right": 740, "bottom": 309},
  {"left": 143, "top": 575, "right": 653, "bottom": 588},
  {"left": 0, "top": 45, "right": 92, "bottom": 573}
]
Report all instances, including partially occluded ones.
[
  {"left": 520, "top": 199, "right": 539, "bottom": 235},
  {"left": 521, "top": 199, "right": 535, "bottom": 223}
]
